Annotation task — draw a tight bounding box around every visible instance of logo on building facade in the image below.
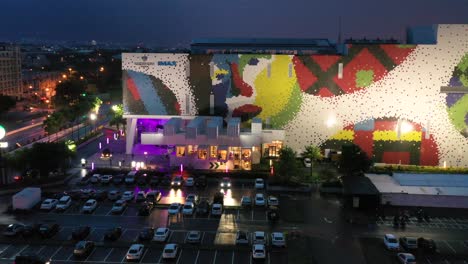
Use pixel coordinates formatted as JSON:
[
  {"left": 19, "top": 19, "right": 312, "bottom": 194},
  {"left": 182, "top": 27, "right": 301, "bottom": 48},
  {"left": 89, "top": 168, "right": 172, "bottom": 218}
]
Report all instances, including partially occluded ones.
[
  {"left": 134, "top": 55, "right": 153, "bottom": 69},
  {"left": 157, "top": 61, "right": 177, "bottom": 66}
]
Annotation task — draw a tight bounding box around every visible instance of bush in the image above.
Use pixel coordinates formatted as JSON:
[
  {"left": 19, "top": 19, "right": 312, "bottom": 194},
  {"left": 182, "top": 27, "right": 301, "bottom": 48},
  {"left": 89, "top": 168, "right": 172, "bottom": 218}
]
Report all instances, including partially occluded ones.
[{"left": 369, "top": 164, "right": 468, "bottom": 174}]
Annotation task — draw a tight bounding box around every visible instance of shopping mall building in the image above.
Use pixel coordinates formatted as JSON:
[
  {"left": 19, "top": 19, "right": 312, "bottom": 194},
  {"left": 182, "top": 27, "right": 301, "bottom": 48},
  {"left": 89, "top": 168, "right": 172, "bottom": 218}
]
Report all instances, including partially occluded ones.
[{"left": 123, "top": 24, "right": 468, "bottom": 170}]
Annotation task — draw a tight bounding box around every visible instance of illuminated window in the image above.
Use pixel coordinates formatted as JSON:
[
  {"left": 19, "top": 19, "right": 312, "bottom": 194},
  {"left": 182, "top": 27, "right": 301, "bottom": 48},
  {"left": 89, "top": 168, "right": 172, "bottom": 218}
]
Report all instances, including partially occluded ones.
[
  {"left": 210, "top": 146, "right": 218, "bottom": 158},
  {"left": 218, "top": 149, "right": 228, "bottom": 160},
  {"left": 263, "top": 141, "right": 283, "bottom": 157},
  {"left": 187, "top": 145, "right": 197, "bottom": 155},
  {"left": 176, "top": 146, "right": 186, "bottom": 157},
  {"left": 198, "top": 149, "right": 207, "bottom": 160}
]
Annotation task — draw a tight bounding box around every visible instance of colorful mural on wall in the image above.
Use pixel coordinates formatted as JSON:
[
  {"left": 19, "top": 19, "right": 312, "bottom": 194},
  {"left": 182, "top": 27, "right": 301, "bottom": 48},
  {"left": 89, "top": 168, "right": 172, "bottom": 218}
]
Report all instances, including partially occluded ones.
[{"left": 122, "top": 24, "right": 468, "bottom": 167}]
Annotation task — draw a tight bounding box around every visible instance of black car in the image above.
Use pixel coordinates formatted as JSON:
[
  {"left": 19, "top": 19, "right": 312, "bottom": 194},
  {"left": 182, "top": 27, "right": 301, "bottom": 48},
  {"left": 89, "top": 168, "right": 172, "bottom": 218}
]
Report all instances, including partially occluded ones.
[
  {"left": 101, "top": 148, "right": 112, "bottom": 159},
  {"left": 160, "top": 175, "right": 172, "bottom": 187},
  {"left": 197, "top": 200, "right": 210, "bottom": 216},
  {"left": 92, "top": 190, "right": 107, "bottom": 201},
  {"left": 22, "top": 224, "right": 39, "bottom": 238},
  {"left": 73, "top": 241, "right": 95, "bottom": 257},
  {"left": 418, "top": 237, "right": 437, "bottom": 253},
  {"left": 77, "top": 177, "right": 90, "bottom": 186},
  {"left": 15, "top": 254, "right": 49, "bottom": 264},
  {"left": 194, "top": 175, "right": 207, "bottom": 188},
  {"left": 112, "top": 174, "right": 124, "bottom": 185},
  {"left": 38, "top": 223, "right": 59, "bottom": 238},
  {"left": 72, "top": 226, "right": 91, "bottom": 240},
  {"left": 149, "top": 175, "right": 160, "bottom": 186},
  {"left": 138, "top": 202, "right": 154, "bottom": 216},
  {"left": 213, "top": 192, "right": 224, "bottom": 205},
  {"left": 104, "top": 227, "right": 122, "bottom": 241},
  {"left": 146, "top": 191, "right": 162, "bottom": 204},
  {"left": 137, "top": 176, "right": 148, "bottom": 186},
  {"left": 138, "top": 228, "right": 154, "bottom": 241},
  {"left": 267, "top": 206, "right": 280, "bottom": 222}
]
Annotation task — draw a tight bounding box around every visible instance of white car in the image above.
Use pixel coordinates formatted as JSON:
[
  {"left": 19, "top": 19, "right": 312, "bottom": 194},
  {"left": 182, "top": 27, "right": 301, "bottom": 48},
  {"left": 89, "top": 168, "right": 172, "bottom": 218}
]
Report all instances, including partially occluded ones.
[
  {"left": 271, "top": 232, "right": 286, "bottom": 247},
  {"left": 56, "top": 196, "right": 72, "bottom": 211},
  {"left": 182, "top": 202, "right": 195, "bottom": 215},
  {"left": 185, "top": 177, "right": 194, "bottom": 187},
  {"left": 252, "top": 244, "right": 266, "bottom": 259},
  {"left": 397, "top": 253, "right": 416, "bottom": 264},
  {"left": 82, "top": 199, "right": 97, "bottom": 213},
  {"left": 40, "top": 199, "right": 58, "bottom": 210},
  {"left": 268, "top": 196, "right": 279, "bottom": 206},
  {"left": 107, "top": 190, "right": 121, "bottom": 201},
  {"left": 122, "top": 191, "right": 134, "bottom": 201},
  {"left": 90, "top": 174, "right": 100, "bottom": 184},
  {"left": 126, "top": 244, "right": 144, "bottom": 261},
  {"left": 186, "top": 194, "right": 198, "bottom": 204},
  {"left": 253, "top": 231, "right": 266, "bottom": 244},
  {"left": 255, "top": 178, "right": 264, "bottom": 189},
  {"left": 186, "top": 231, "right": 201, "bottom": 243},
  {"left": 125, "top": 171, "right": 137, "bottom": 184},
  {"left": 168, "top": 203, "right": 181, "bottom": 215},
  {"left": 153, "top": 227, "right": 170, "bottom": 242},
  {"left": 211, "top": 203, "right": 223, "bottom": 216},
  {"left": 162, "top": 243, "right": 179, "bottom": 259},
  {"left": 100, "top": 175, "right": 112, "bottom": 184},
  {"left": 241, "top": 196, "right": 252, "bottom": 207},
  {"left": 384, "top": 234, "right": 400, "bottom": 250},
  {"left": 304, "top": 158, "right": 312, "bottom": 168},
  {"left": 255, "top": 193, "right": 265, "bottom": 206},
  {"left": 111, "top": 200, "right": 127, "bottom": 214}
]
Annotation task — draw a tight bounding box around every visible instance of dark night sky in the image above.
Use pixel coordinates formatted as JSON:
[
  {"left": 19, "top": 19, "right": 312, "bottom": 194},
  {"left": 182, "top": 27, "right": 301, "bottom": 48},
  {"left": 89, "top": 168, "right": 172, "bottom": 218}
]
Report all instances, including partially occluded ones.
[{"left": 1, "top": 0, "right": 468, "bottom": 46}]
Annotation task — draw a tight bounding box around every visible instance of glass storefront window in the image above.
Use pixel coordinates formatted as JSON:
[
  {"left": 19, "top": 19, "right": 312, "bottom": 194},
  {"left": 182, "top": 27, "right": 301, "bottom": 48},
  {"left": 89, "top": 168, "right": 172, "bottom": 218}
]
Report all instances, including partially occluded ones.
[
  {"left": 198, "top": 149, "right": 207, "bottom": 160},
  {"left": 263, "top": 141, "right": 283, "bottom": 157},
  {"left": 218, "top": 150, "right": 227, "bottom": 160},
  {"left": 176, "top": 146, "right": 186, "bottom": 157},
  {"left": 187, "top": 145, "right": 197, "bottom": 155},
  {"left": 210, "top": 146, "right": 218, "bottom": 158}
]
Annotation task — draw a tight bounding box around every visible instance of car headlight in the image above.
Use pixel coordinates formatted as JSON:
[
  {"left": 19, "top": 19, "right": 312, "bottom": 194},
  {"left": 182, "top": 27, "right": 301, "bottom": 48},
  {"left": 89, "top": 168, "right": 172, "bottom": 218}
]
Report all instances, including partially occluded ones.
[
  {"left": 220, "top": 183, "right": 224, "bottom": 187},
  {"left": 227, "top": 183, "right": 231, "bottom": 187},
  {"left": 177, "top": 182, "right": 180, "bottom": 185},
  {"left": 171, "top": 182, "right": 174, "bottom": 185}
]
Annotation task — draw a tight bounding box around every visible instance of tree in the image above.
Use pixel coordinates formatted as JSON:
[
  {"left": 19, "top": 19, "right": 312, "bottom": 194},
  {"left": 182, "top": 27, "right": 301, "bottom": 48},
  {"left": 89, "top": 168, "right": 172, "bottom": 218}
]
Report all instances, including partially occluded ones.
[
  {"left": 109, "top": 104, "right": 126, "bottom": 130},
  {"left": 53, "top": 80, "right": 87, "bottom": 109},
  {"left": 274, "top": 146, "right": 299, "bottom": 183},
  {"left": 301, "top": 145, "right": 323, "bottom": 178},
  {"left": 0, "top": 95, "right": 16, "bottom": 114},
  {"left": 338, "top": 143, "right": 372, "bottom": 175},
  {"left": 43, "top": 112, "right": 66, "bottom": 140}
]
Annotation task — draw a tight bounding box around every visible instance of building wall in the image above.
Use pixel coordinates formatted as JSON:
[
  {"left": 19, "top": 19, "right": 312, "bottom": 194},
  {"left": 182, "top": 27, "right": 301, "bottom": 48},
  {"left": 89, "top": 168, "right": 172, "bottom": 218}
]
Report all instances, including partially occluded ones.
[
  {"left": 122, "top": 24, "right": 468, "bottom": 167},
  {"left": 0, "top": 44, "right": 21, "bottom": 98}
]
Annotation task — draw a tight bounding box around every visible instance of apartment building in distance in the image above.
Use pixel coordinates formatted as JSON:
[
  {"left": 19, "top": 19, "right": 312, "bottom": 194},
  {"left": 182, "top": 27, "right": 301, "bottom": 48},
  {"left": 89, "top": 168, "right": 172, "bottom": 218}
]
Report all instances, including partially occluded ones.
[{"left": 0, "top": 43, "right": 21, "bottom": 98}]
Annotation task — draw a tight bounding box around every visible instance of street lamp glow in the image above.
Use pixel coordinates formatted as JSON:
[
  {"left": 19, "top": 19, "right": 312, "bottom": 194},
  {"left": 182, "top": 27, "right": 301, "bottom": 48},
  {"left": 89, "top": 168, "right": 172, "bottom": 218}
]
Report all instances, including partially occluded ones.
[
  {"left": 89, "top": 113, "right": 97, "bottom": 121},
  {"left": 99, "top": 67, "right": 104, "bottom": 72},
  {"left": 112, "top": 105, "right": 119, "bottom": 112},
  {"left": 62, "top": 74, "right": 67, "bottom": 79}
]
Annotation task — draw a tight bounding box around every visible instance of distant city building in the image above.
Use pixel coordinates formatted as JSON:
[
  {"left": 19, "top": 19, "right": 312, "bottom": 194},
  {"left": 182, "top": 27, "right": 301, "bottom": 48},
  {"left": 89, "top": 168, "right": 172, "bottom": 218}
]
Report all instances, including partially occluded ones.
[{"left": 0, "top": 43, "right": 21, "bottom": 98}]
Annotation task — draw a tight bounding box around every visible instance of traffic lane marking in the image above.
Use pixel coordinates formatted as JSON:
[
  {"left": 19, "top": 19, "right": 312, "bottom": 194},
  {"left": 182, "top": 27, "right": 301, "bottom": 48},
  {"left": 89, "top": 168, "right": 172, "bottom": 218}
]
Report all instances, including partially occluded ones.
[
  {"left": 39, "top": 245, "right": 61, "bottom": 259},
  {"left": 104, "top": 247, "right": 128, "bottom": 262},
  {"left": 443, "top": 240, "right": 457, "bottom": 254},
  {"left": 195, "top": 250, "right": 216, "bottom": 264},
  {"left": 121, "top": 229, "right": 140, "bottom": 242},
  {"left": 87, "top": 247, "right": 112, "bottom": 262},
  {"left": 169, "top": 231, "right": 187, "bottom": 244},
  {"left": 51, "top": 246, "right": 74, "bottom": 261},
  {"left": 141, "top": 248, "right": 162, "bottom": 263},
  {"left": 0, "top": 244, "right": 26, "bottom": 259}
]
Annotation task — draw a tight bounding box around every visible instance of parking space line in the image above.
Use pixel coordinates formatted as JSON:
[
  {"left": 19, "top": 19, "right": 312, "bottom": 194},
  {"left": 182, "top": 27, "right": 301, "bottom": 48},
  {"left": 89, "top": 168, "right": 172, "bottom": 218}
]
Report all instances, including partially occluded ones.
[
  {"left": 251, "top": 210, "right": 254, "bottom": 221},
  {"left": 194, "top": 250, "right": 200, "bottom": 264},
  {"left": 66, "top": 250, "right": 75, "bottom": 261},
  {"left": 444, "top": 240, "right": 457, "bottom": 254},
  {"left": 168, "top": 231, "right": 174, "bottom": 242},
  {"left": 157, "top": 251, "right": 163, "bottom": 264},
  {"left": 50, "top": 246, "right": 63, "bottom": 259},
  {"left": 85, "top": 247, "right": 97, "bottom": 262},
  {"left": 268, "top": 252, "right": 270, "bottom": 264},
  {"left": 265, "top": 211, "right": 268, "bottom": 221},
  {"left": 104, "top": 248, "right": 114, "bottom": 262},
  {"left": 444, "top": 259, "right": 450, "bottom": 264},
  {"left": 121, "top": 207, "right": 128, "bottom": 215},
  {"left": 212, "top": 250, "right": 217, "bottom": 264},
  {"left": 36, "top": 245, "right": 46, "bottom": 255},
  {"left": 426, "top": 257, "right": 432, "bottom": 264},
  {"left": 232, "top": 251, "right": 235, "bottom": 264},
  {"left": 176, "top": 249, "right": 182, "bottom": 264},
  {"left": 237, "top": 210, "right": 240, "bottom": 220},
  {"left": 14, "top": 245, "right": 29, "bottom": 258},
  {"left": 120, "top": 249, "right": 128, "bottom": 263},
  {"left": 139, "top": 248, "right": 148, "bottom": 263}
]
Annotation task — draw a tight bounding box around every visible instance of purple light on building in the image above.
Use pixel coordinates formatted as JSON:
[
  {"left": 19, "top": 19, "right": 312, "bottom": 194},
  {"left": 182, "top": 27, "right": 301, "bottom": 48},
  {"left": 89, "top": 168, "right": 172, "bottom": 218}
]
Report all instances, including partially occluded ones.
[
  {"left": 91, "top": 162, "right": 95, "bottom": 170},
  {"left": 180, "top": 164, "right": 183, "bottom": 174},
  {"left": 99, "top": 142, "right": 102, "bottom": 149},
  {"left": 106, "top": 138, "right": 109, "bottom": 144}
]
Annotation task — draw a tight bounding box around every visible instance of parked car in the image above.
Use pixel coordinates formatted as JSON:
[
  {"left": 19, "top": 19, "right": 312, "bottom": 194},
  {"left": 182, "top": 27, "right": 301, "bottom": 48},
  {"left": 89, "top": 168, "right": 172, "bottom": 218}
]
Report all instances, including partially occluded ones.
[
  {"left": 138, "top": 228, "right": 154, "bottom": 241},
  {"left": 111, "top": 200, "right": 127, "bottom": 214},
  {"left": 255, "top": 193, "right": 265, "bottom": 206},
  {"left": 255, "top": 178, "right": 265, "bottom": 189},
  {"left": 38, "top": 223, "right": 59, "bottom": 238},
  {"left": 78, "top": 176, "right": 90, "bottom": 186},
  {"left": 40, "top": 199, "right": 58, "bottom": 210},
  {"left": 182, "top": 202, "right": 195, "bottom": 216},
  {"left": 135, "top": 191, "right": 147, "bottom": 202},
  {"left": 112, "top": 174, "right": 124, "bottom": 185},
  {"left": 73, "top": 241, "right": 94, "bottom": 257},
  {"left": 122, "top": 191, "right": 134, "bottom": 201},
  {"left": 162, "top": 244, "right": 179, "bottom": 259},
  {"left": 3, "top": 224, "right": 25, "bottom": 236},
  {"left": 194, "top": 175, "right": 207, "bottom": 187},
  {"left": 104, "top": 227, "right": 122, "bottom": 241},
  {"left": 160, "top": 175, "right": 172, "bottom": 187},
  {"left": 82, "top": 199, "right": 97, "bottom": 213},
  {"left": 146, "top": 191, "right": 162, "bottom": 204},
  {"left": 213, "top": 192, "right": 224, "bottom": 205},
  {"left": 268, "top": 196, "right": 279, "bottom": 206},
  {"left": 252, "top": 244, "right": 266, "bottom": 259},
  {"left": 56, "top": 196, "right": 72, "bottom": 211},
  {"left": 168, "top": 203, "right": 181, "bottom": 215},
  {"left": 235, "top": 231, "right": 249, "bottom": 245},
  {"left": 92, "top": 190, "right": 107, "bottom": 201},
  {"left": 241, "top": 196, "right": 252, "bottom": 207},
  {"left": 138, "top": 202, "right": 154, "bottom": 216},
  {"left": 125, "top": 171, "right": 137, "bottom": 185},
  {"left": 253, "top": 231, "right": 266, "bottom": 244},
  {"left": 137, "top": 176, "right": 148, "bottom": 186},
  {"left": 153, "top": 227, "right": 170, "bottom": 242},
  {"left": 197, "top": 200, "right": 210, "bottom": 216},
  {"left": 90, "top": 174, "right": 100, "bottom": 184},
  {"left": 417, "top": 237, "right": 437, "bottom": 253},
  {"left": 126, "top": 244, "right": 144, "bottom": 261},
  {"left": 80, "top": 189, "right": 95, "bottom": 200},
  {"left": 22, "top": 224, "right": 39, "bottom": 238},
  {"left": 100, "top": 175, "right": 112, "bottom": 184},
  {"left": 186, "top": 231, "right": 201, "bottom": 243},
  {"left": 303, "top": 158, "right": 312, "bottom": 168},
  {"left": 397, "top": 253, "right": 416, "bottom": 264},
  {"left": 400, "top": 237, "right": 418, "bottom": 250},
  {"left": 384, "top": 234, "right": 400, "bottom": 250},
  {"left": 149, "top": 175, "right": 160, "bottom": 186},
  {"left": 171, "top": 176, "right": 183, "bottom": 187},
  {"left": 186, "top": 194, "right": 199, "bottom": 204},
  {"left": 267, "top": 206, "right": 280, "bottom": 222},
  {"left": 271, "top": 232, "right": 286, "bottom": 247},
  {"left": 107, "top": 190, "right": 121, "bottom": 201},
  {"left": 220, "top": 177, "right": 231, "bottom": 188},
  {"left": 185, "top": 177, "right": 194, "bottom": 187},
  {"left": 211, "top": 203, "right": 223, "bottom": 216},
  {"left": 72, "top": 226, "right": 91, "bottom": 240}
]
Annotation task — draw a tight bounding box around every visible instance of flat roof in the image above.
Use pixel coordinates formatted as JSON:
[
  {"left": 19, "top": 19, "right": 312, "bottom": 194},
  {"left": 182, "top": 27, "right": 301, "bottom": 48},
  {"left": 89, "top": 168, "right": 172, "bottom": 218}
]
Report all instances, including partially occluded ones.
[
  {"left": 366, "top": 173, "right": 468, "bottom": 197},
  {"left": 191, "top": 38, "right": 334, "bottom": 47}
]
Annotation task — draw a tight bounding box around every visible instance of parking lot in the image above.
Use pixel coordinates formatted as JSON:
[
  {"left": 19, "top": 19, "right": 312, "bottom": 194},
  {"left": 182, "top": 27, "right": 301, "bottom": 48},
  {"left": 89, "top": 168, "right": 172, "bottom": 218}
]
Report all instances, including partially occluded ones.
[
  {"left": 360, "top": 237, "right": 468, "bottom": 264},
  {"left": 376, "top": 216, "right": 468, "bottom": 231}
]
